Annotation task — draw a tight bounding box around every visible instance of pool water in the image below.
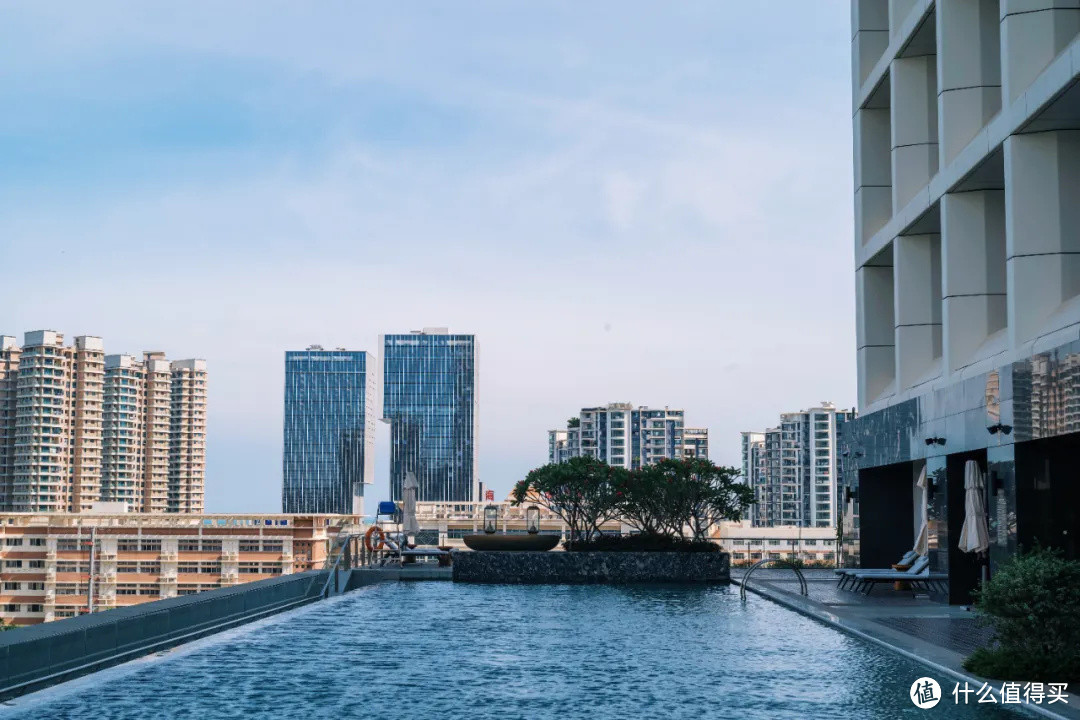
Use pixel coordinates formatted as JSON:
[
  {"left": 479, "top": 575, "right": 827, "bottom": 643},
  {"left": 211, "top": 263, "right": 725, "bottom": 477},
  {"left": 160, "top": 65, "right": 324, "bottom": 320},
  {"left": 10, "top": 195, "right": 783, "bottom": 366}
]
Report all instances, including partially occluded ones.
[{"left": 3, "top": 583, "right": 1022, "bottom": 719}]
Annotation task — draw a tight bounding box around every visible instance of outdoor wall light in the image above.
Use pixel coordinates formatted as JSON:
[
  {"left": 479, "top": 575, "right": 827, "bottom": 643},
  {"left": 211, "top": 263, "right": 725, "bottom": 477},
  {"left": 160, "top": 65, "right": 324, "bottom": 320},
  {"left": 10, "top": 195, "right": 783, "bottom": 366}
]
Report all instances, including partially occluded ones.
[
  {"left": 987, "top": 424, "right": 1013, "bottom": 436},
  {"left": 526, "top": 505, "right": 540, "bottom": 535},
  {"left": 924, "top": 437, "right": 946, "bottom": 446},
  {"left": 483, "top": 504, "right": 499, "bottom": 534}
]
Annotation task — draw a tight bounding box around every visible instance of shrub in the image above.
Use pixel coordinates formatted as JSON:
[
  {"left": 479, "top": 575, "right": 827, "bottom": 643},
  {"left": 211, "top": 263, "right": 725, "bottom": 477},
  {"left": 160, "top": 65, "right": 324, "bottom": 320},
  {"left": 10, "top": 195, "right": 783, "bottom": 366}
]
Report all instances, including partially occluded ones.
[
  {"left": 566, "top": 534, "right": 720, "bottom": 553},
  {"left": 963, "top": 547, "right": 1080, "bottom": 683}
]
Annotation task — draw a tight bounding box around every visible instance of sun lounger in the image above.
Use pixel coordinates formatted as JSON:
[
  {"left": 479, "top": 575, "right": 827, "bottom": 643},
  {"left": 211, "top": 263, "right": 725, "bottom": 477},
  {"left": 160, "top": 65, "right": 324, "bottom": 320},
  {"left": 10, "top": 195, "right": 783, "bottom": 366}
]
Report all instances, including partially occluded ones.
[
  {"left": 850, "top": 556, "right": 946, "bottom": 594},
  {"left": 835, "top": 550, "right": 919, "bottom": 588}
]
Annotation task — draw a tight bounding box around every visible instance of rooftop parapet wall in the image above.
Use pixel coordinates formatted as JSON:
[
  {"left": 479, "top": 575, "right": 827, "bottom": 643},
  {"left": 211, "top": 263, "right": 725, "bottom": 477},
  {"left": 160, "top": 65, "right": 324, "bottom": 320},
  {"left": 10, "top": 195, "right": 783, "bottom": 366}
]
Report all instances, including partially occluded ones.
[{"left": 0, "top": 570, "right": 329, "bottom": 701}]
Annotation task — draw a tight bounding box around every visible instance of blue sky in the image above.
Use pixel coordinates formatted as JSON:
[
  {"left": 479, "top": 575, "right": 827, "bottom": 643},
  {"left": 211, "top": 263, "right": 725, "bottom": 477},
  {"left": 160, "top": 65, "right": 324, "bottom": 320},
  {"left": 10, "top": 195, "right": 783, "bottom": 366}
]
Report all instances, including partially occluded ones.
[{"left": 1, "top": 2, "right": 856, "bottom": 511}]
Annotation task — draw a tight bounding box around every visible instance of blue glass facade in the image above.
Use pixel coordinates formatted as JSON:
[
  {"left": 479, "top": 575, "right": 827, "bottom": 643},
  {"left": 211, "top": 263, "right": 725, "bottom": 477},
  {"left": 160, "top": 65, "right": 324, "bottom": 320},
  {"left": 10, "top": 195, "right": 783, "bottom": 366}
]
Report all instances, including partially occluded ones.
[
  {"left": 282, "top": 349, "right": 374, "bottom": 514},
  {"left": 382, "top": 331, "right": 476, "bottom": 502}
]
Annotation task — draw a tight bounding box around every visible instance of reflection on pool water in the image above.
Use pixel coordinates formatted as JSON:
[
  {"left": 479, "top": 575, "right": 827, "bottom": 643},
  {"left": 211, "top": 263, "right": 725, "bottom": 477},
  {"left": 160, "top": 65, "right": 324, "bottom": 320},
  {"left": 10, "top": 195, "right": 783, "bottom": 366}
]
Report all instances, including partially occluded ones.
[{"left": 3, "top": 583, "right": 1022, "bottom": 719}]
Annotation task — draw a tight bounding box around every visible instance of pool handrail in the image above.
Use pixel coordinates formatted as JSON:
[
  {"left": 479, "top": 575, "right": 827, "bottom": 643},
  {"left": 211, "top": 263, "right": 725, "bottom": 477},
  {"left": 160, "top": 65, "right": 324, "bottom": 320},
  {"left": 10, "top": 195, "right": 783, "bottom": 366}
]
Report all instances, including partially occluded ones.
[{"left": 740, "top": 558, "right": 808, "bottom": 601}]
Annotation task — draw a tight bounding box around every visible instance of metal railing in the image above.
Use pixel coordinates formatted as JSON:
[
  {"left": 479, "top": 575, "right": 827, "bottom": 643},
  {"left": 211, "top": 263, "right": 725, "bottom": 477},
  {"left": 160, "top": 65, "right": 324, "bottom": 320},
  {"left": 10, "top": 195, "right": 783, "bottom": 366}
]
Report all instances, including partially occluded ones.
[{"left": 739, "top": 558, "right": 807, "bottom": 601}]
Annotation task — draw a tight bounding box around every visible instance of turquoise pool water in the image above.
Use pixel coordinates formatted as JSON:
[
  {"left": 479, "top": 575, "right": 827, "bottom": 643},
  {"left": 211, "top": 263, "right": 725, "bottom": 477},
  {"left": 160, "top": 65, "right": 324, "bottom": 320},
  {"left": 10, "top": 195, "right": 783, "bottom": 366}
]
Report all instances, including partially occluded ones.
[{"left": 3, "top": 583, "right": 1021, "bottom": 719}]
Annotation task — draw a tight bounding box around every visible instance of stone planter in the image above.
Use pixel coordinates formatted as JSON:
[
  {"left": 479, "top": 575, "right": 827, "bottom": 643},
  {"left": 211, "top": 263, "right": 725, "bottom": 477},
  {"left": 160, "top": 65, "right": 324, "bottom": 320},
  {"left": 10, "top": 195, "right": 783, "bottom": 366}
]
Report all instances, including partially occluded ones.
[{"left": 452, "top": 550, "right": 730, "bottom": 584}]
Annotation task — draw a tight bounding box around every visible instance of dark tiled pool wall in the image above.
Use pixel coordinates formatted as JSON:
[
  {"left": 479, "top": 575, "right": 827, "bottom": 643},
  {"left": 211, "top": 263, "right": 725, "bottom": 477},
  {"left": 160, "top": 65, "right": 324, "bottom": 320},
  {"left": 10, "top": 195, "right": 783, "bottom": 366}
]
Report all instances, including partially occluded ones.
[{"left": 452, "top": 551, "right": 731, "bottom": 584}]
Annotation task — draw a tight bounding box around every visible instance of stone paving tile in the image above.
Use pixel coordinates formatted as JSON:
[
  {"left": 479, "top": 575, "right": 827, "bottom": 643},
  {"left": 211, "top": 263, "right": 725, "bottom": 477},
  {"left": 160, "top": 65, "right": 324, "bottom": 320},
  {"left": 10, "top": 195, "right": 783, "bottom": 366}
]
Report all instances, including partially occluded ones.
[{"left": 873, "top": 616, "right": 996, "bottom": 657}]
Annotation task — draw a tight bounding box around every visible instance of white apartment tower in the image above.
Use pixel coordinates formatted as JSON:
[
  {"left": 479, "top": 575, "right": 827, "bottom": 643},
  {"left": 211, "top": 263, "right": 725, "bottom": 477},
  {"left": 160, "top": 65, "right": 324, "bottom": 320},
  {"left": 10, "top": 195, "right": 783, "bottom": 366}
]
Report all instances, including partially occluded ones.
[
  {"left": 0, "top": 331, "right": 206, "bottom": 513},
  {"left": 550, "top": 404, "right": 707, "bottom": 470},
  {"left": 169, "top": 359, "right": 208, "bottom": 513},
  {"left": 741, "top": 403, "right": 854, "bottom": 528}
]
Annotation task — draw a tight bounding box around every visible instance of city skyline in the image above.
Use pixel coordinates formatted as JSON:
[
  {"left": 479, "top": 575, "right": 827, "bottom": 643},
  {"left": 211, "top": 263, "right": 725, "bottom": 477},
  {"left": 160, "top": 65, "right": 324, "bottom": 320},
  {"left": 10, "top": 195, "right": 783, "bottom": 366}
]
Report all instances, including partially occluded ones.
[{"left": 1, "top": 3, "right": 857, "bottom": 511}]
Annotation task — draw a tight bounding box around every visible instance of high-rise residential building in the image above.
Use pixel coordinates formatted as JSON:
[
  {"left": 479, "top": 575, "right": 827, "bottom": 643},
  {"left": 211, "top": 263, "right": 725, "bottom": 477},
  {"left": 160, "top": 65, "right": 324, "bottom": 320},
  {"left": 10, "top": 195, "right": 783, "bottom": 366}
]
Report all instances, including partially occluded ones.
[
  {"left": 740, "top": 402, "right": 854, "bottom": 528},
  {"left": 682, "top": 428, "right": 709, "bottom": 459},
  {"left": 281, "top": 347, "right": 375, "bottom": 514},
  {"left": 547, "top": 429, "right": 568, "bottom": 464},
  {"left": 847, "top": 0, "right": 1080, "bottom": 603},
  {"left": 169, "top": 359, "right": 208, "bottom": 513},
  {"left": 382, "top": 328, "right": 477, "bottom": 502},
  {"left": 550, "top": 403, "right": 707, "bottom": 470},
  {"left": 0, "top": 331, "right": 206, "bottom": 513},
  {"left": 740, "top": 431, "right": 766, "bottom": 523},
  {"left": 0, "top": 337, "right": 21, "bottom": 506}
]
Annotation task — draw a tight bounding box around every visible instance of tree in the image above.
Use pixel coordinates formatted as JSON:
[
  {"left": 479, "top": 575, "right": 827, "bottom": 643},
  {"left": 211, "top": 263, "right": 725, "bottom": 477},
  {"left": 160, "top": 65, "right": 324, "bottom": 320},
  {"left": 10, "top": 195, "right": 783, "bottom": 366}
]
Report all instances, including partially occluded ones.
[
  {"left": 628, "top": 458, "right": 754, "bottom": 541},
  {"left": 511, "top": 456, "right": 624, "bottom": 544}
]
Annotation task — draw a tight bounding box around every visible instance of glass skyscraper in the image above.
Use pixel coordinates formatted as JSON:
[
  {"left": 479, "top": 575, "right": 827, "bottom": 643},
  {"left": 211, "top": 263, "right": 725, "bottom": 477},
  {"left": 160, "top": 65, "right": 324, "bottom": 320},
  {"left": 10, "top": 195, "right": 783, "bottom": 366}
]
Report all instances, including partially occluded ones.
[
  {"left": 282, "top": 347, "right": 375, "bottom": 514},
  {"left": 382, "top": 328, "right": 476, "bottom": 502}
]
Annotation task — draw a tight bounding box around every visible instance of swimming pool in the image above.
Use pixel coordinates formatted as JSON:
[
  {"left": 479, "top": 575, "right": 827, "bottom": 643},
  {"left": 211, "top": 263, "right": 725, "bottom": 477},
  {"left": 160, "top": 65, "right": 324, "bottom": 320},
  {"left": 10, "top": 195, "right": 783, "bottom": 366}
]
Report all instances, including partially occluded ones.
[{"left": 2, "top": 583, "right": 1022, "bottom": 719}]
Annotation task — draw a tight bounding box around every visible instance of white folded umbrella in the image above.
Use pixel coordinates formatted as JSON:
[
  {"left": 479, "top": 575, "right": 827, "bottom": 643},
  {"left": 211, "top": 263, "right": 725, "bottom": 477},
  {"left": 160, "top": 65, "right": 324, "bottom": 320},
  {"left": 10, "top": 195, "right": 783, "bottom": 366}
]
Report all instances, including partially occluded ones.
[
  {"left": 958, "top": 460, "right": 989, "bottom": 554},
  {"left": 402, "top": 471, "right": 420, "bottom": 537},
  {"left": 914, "top": 464, "right": 929, "bottom": 556}
]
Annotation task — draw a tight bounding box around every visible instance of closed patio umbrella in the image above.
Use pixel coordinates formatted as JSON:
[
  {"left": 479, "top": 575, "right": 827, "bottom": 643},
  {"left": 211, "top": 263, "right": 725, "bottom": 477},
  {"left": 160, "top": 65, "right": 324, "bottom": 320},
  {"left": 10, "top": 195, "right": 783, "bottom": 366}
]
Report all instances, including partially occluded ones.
[
  {"left": 402, "top": 471, "right": 420, "bottom": 538},
  {"left": 958, "top": 460, "right": 989, "bottom": 554},
  {"left": 914, "top": 465, "right": 929, "bottom": 556}
]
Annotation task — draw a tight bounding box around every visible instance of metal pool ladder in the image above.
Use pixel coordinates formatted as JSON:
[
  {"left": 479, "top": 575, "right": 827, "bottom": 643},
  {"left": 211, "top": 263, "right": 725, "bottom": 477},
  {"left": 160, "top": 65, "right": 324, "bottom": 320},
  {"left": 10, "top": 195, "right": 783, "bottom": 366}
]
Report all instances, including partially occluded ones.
[{"left": 739, "top": 558, "right": 807, "bottom": 601}]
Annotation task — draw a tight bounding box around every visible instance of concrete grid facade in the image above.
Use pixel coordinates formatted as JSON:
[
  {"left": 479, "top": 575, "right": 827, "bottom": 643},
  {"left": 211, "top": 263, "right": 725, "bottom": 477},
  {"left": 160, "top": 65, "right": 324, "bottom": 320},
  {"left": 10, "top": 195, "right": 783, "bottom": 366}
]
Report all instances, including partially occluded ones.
[
  {"left": 853, "top": 0, "right": 1080, "bottom": 409},
  {"left": 847, "top": 0, "right": 1080, "bottom": 601},
  {"left": 0, "top": 331, "right": 207, "bottom": 514}
]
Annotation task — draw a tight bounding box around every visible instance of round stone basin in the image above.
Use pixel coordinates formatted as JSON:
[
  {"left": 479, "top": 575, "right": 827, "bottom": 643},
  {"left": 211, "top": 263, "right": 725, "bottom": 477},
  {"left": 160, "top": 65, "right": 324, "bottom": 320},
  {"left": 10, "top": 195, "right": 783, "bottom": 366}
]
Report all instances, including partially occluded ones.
[{"left": 462, "top": 534, "right": 561, "bottom": 551}]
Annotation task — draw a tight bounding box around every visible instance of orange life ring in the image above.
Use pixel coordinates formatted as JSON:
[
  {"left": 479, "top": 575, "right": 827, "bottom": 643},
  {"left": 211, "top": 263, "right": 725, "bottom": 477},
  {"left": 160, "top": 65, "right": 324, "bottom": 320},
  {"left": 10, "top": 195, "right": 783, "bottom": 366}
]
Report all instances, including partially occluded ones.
[{"left": 364, "top": 525, "right": 385, "bottom": 552}]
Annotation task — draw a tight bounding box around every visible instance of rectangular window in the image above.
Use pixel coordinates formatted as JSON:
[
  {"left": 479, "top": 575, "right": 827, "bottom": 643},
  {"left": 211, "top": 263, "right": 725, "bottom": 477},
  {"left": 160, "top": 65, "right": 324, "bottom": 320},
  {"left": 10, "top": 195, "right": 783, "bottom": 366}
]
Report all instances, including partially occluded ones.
[
  {"left": 28, "top": 538, "right": 46, "bottom": 547},
  {"left": 3, "top": 538, "right": 22, "bottom": 546},
  {"left": 4, "top": 560, "right": 22, "bottom": 569},
  {"left": 2, "top": 582, "right": 19, "bottom": 591}
]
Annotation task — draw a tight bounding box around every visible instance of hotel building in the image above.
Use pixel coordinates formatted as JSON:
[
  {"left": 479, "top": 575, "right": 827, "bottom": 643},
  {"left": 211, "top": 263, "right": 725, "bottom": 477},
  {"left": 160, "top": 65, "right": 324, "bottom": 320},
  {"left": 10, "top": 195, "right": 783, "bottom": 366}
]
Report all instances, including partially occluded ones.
[
  {"left": 282, "top": 347, "right": 376, "bottom": 514},
  {"left": 848, "top": 0, "right": 1080, "bottom": 602},
  {"left": 740, "top": 403, "right": 854, "bottom": 528},
  {"left": 550, "top": 404, "right": 708, "bottom": 470},
  {"left": 382, "top": 329, "right": 477, "bottom": 502},
  {"left": 0, "top": 512, "right": 359, "bottom": 626},
  {"left": 0, "top": 331, "right": 207, "bottom": 513}
]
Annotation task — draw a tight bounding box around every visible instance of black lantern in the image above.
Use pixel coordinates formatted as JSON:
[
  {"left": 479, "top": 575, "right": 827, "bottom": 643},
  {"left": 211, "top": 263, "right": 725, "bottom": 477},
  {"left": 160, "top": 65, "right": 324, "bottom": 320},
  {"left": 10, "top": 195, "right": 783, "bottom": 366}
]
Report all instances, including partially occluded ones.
[
  {"left": 526, "top": 505, "right": 540, "bottom": 535},
  {"left": 483, "top": 505, "right": 499, "bottom": 534}
]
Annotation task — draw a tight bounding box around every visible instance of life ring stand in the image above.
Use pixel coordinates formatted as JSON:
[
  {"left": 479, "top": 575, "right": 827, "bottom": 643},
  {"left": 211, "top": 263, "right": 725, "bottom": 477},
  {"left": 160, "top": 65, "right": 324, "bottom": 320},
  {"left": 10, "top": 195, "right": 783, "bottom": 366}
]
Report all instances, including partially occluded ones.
[{"left": 364, "top": 525, "right": 385, "bottom": 552}]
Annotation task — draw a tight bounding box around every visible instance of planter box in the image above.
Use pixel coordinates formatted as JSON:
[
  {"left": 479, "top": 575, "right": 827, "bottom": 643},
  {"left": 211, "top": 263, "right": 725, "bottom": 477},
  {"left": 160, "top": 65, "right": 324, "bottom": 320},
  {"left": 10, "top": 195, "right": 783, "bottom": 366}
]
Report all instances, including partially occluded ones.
[{"left": 452, "top": 550, "right": 730, "bottom": 585}]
